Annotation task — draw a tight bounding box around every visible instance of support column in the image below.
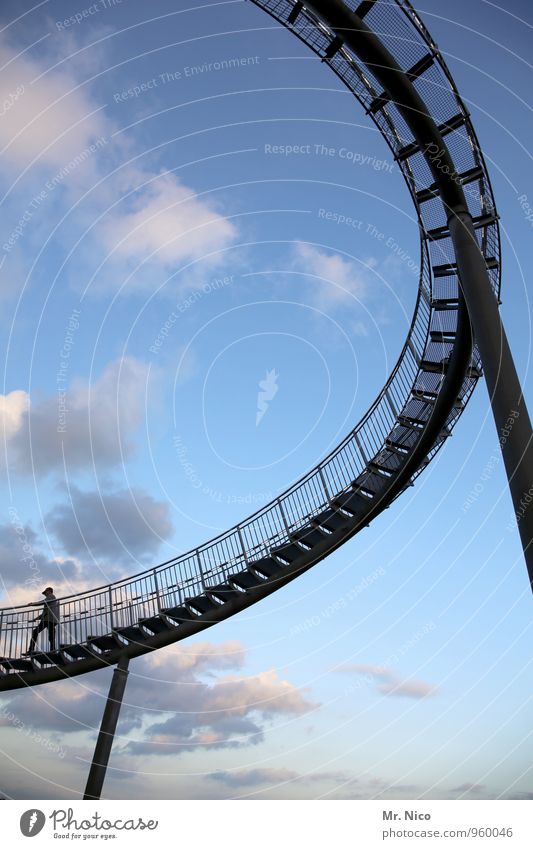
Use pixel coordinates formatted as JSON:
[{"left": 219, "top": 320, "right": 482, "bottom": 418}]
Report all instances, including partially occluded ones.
[
  {"left": 449, "top": 213, "right": 533, "bottom": 587},
  {"left": 83, "top": 654, "right": 130, "bottom": 801}
]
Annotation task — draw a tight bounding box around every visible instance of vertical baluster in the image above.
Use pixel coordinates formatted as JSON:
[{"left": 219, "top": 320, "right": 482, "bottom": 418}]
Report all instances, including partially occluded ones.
[
  {"left": 196, "top": 550, "right": 206, "bottom": 593},
  {"left": 236, "top": 525, "right": 249, "bottom": 568},
  {"left": 318, "top": 466, "right": 331, "bottom": 502},
  {"left": 153, "top": 569, "right": 161, "bottom": 613},
  {"left": 277, "top": 498, "right": 291, "bottom": 538}
]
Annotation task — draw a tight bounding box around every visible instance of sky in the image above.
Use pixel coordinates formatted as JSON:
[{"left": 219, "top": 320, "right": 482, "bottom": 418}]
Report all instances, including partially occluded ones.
[{"left": 0, "top": 0, "right": 532, "bottom": 801}]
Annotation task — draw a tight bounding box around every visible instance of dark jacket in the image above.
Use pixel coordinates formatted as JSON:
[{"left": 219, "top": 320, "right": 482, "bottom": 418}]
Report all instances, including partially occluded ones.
[{"left": 41, "top": 595, "right": 60, "bottom": 623}]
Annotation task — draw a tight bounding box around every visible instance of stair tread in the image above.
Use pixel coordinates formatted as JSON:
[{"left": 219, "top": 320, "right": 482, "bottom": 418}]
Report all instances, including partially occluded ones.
[
  {"left": 271, "top": 543, "right": 305, "bottom": 564},
  {"left": 252, "top": 556, "right": 284, "bottom": 576},
  {"left": 229, "top": 569, "right": 265, "bottom": 590}
]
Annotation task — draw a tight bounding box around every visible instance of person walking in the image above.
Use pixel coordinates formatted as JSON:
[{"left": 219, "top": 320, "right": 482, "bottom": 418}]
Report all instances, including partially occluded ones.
[{"left": 24, "top": 587, "right": 60, "bottom": 654}]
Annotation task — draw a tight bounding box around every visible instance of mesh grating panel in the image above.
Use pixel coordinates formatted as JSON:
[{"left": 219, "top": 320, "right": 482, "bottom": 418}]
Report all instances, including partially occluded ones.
[
  {"left": 364, "top": 2, "right": 430, "bottom": 71},
  {"left": 412, "top": 63, "right": 461, "bottom": 125},
  {"left": 431, "top": 308, "right": 459, "bottom": 332},
  {"left": 432, "top": 276, "right": 459, "bottom": 301}
]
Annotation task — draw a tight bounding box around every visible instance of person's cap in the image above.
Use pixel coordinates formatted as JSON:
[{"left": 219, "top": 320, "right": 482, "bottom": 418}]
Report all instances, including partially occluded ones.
[{"left": 42, "top": 587, "right": 54, "bottom": 594}]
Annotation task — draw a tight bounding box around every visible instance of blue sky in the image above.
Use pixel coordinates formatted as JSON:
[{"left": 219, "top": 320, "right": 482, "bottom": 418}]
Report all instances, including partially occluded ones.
[{"left": 0, "top": 0, "right": 531, "bottom": 800}]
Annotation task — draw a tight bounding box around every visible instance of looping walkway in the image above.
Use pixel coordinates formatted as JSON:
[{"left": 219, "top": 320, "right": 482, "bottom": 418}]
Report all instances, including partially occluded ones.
[{"left": 0, "top": 0, "right": 501, "bottom": 691}]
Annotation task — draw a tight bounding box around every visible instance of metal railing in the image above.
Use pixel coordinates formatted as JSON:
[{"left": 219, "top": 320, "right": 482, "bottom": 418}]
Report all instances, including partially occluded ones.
[{"left": 0, "top": 0, "right": 501, "bottom": 666}]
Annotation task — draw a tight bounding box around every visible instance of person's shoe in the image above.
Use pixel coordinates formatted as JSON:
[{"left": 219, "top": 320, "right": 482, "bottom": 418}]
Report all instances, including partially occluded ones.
[{"left": 21, "top": 651, "right": 34, "bottom": 656}]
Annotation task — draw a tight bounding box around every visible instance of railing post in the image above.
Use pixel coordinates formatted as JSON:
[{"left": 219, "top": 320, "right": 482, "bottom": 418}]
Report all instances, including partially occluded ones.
[
  {"left": 318, "top": 466, "right": 331, "bottom": 502},
  {"left": 236, "top": 525, "right": 249, "bottom": 566},
  {"left": 196, "top": 550, "right": 206, "bottom": 592},
  {"left": 277, "top": 498, "right": 291, "bottom": 537},
  {"left": 354, "top": 431, "right": 369, "bottom": 466},
  {"left": 153, "top": 568, "right": 161, "bottom": 612},
  {"left": 108, "top": 588, "right": 114, "bottom": 632},
  {"left": 386, "top": 389, "right": 398, "bottom": 419}
]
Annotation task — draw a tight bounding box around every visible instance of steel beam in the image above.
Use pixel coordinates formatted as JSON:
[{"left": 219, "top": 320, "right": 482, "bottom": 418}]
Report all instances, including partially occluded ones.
[{"left": 83, "top": 655, "right": 130, "bottom": 800}]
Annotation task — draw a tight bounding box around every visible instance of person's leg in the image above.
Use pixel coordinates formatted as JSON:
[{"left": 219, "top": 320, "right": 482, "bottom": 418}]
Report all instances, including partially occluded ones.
[
  {"left": 48, "top": 623, "right": 56, "bottom": 652},
  {"left": 28, "top": 620, "right": 45, "bottom": 653}
]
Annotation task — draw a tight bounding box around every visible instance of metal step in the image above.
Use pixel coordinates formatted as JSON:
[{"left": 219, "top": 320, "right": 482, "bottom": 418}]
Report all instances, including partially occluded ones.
[
  {"left": 291, "top": 525, "right": 329, "bottom": 549},
  {"left": 185, "top": 595, "right": 219, "bottom": 615},
  {"left": 433, "top": 259, "right": 498, "bottom": 283},
  {"left": 229, "top": 569, "right": 265, "bottom": 591},
  {"left": 412, "top": 389, "right": 464, "bottom": 410},
  {"left": 332, "top": 490, "right": 372, "bottom": 516},
  {"left": 207, "top": 583, "right": 242, "bottom": 603},
  {"left": 139, "top": 615, "right": 176, "bottom": 634},
  {"left": 30, "top": 650, "right": 66, "bottom": 667},
  {"left": 113, "top": 625, "right": 149, "bottom": 644},
  {"left": 398, "top": 414, "right": 427, "bottom": 428},
  {"left": 459, "top": 164, "right": 484, "bottom": 186},
  {"left": 372, "top": 450, "right": 404, "bottom": 472},
  {"left": 431, "top": 298, "right": 459, "bottom": 310},
  {"left": 427, "top": 211, "right": 498, "bottom": 241},
  {"left": 433, "top": 260, "right": 498, "bottom": 279},
  {"left": 420, "top": 358, "right": 482, "bottom": 378},
  {"left": 396, "top": 112, "right": 466, "bottom": 161},
  {"left": 271, "top": 543, "right": 306, "bottom": 565},
  {"left": 387, "top": 425, "right": 420, "bottom": 448},
  {"left": 88, "top": 634, "right": 124, "bottom": 653},
  {"left": 161, "top": 604, "right": 197, "bottom": 624},
  {"left": 355, "top": 0, "right": 378, "bottom": 18},
  {"left": 368, "top": 461, "right": 394, "bottom": 477},
  {"left": 417, "top": 166, "right": 487, "bottom": 205},
  {"left": 385, "top": 438, "right": 411, "bottom": 454},
  {"left": 287, "top": 1, "right": 303, "bottom": 25},
  {"left": 0, "top": 657, "right": 35, "bottom": 672},
  {"left": 323, "top": 35, "right": 343, "bottom": 61},
  {"left": 312, "top": 508, "right": 350, "bottom": 533},
  {"left": 60, "top": 643, "right": 94, "bottom": 661},
  {"left": 430, "top": 329, "right": 457, "bottom": 342},
  {"left": 369, "top": 53, "right": 434, "bottom": 114},
  {"left": 252, "top": 556, "right": 284, "bottom": 576},
  {"left": 354, "top": 470, "right": 390, "bottom": 495}
]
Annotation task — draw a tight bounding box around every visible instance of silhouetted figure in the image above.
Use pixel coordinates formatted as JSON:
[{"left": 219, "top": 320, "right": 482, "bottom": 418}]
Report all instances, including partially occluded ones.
[{"left": 25, "top": 587, "right": 60, "bottom": 654}]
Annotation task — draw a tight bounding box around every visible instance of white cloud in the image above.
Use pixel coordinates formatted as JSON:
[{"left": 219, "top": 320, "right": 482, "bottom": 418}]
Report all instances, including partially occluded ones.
[
  {"left": 0, "top": 389, "right": 29, "bottom": 441},
  {"left": 0, "top": 39, "right": 109, "bottom": 175},
  {"left": 0, "top": 642, "right": 319, "bottom": 762},
  {"left": 5, "top": 356, "right": 150, "bottom": 475},
  {"left": 293, "top": 242, "right": 369, "bottom": 308},
  {"left": 45, "top": 485, "right": 174, "bottom": 564},
  {"left": 148, "top": 640, "right": 246, "bottom": 677},
  {"left": 208, "top": 767, "right": 354, "bottom": 790},
  {"left": 203, "top": 668, "right": 316, "bottom": 717},
  {"left": 125, "top": 665, "right": 318, "bottom": 757},
  {"left": 0, "top": 520, "right": 80, "bottom": 598},
  {"left": 102, "top": 171, "right": 237, "bottom": 274},
  {"left": 450, "top": 783, "right": 486, "bottom": 795},
  {"left": 0, "top": 34, "right": 237, "bottom": 299},
  {"left": 338, "top": 663, "right": 437, "bottom": 700}
]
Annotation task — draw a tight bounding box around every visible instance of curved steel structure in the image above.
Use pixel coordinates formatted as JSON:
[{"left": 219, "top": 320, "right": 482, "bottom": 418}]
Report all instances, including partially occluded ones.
[{"left": 0, "top": 0, "right": 507, "bottom": 691}]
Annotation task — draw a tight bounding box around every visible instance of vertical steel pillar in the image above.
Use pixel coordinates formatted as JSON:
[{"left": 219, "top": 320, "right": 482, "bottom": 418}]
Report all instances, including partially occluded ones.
[{"left": 83, "top": 654, "right": 130, "bottom": 801}]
